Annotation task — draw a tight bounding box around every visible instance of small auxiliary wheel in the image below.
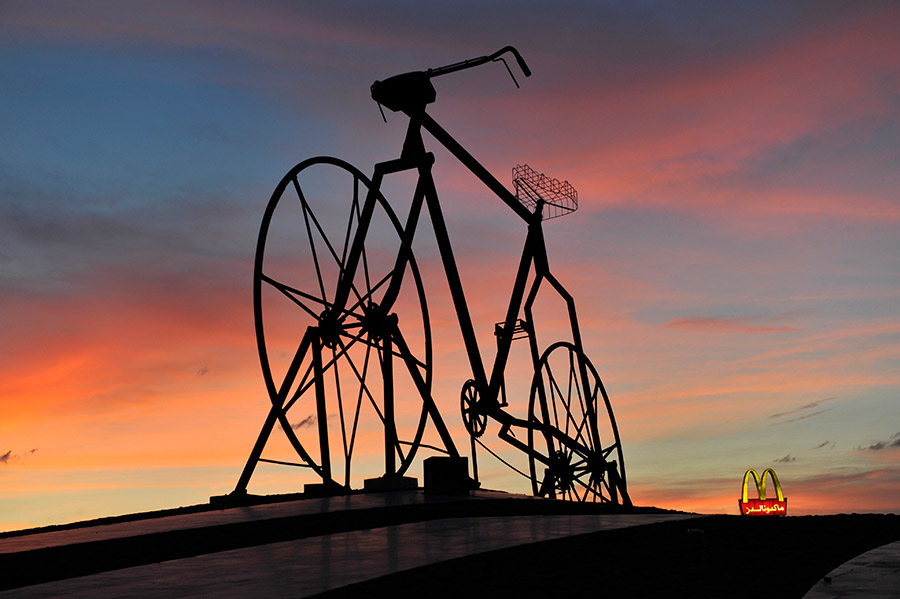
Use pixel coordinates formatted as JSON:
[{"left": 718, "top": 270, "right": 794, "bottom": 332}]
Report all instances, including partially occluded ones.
[
  {"left": 527, "top": 342, "right": 628, "bottom": 503},
  {"left": 460, "top": 379, "right": 487, "bottom": 438},
  {"left": 254, "top": 157, "right": 432, "bottom": 487}
]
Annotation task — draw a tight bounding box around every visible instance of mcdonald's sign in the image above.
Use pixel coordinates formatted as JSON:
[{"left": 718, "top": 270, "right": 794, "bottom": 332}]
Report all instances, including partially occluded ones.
[{"left": 739, "top": 468, "right": 787, "bottom": 516}]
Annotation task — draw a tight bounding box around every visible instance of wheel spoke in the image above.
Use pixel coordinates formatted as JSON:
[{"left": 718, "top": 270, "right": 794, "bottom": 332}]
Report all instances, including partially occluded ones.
[
  {"left": 601, "top": 443, "right": 618, "bottom": 459},
  {"left": 545, "top": 364, "right": 563, "bottom": 443},
  {"left": 298, "top": 174, "right": 375, "bottom": 314},
  {"left": 571, "top": 468, "right": 598, "bottom": 501},
  {"left": 339, "top": 325, "right": 427, "bottom": 369},
  {"left": 545, "top": 360, "right": 591, "bottom": 452},
  {"left": 566, "top": 352, "right": 593, "bottom": 452},
  {"left": 294, "top": 177, "right": 329, "bottom": 305},
  {"left": 343, "top": 335, "right": 371, "bottom": 463},
  {"left": 565, "top": 360, "right": 592, "bottom": 450},
  {"left": 567, "top": 349, "right": 576, "bottom": 439},
  {"left": 298, "top": 177, "right": 363, "bottom": 303},
  {"left": 568, "top": 408, "right": 591, "bottom": 453},
  {"left": 261, "top": 274, "right": 327, "bottom": 319},
  {"left": 283, "top": 325, "right": 367, "bottom": 413},
  {"left": 578, "top": 369, "right": 600, "bottom": 450},
  {"left": 335, "top": 336, "right": 386, "bottom": 424}
]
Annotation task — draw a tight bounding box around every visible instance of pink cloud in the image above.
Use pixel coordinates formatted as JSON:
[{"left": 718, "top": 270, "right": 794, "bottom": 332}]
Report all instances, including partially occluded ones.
[
  {"left": 666, "top": 316, "right": 802, "bottom": 334},
  {"left": 465, "top": 4, "right": 900, "bottom": 227}
]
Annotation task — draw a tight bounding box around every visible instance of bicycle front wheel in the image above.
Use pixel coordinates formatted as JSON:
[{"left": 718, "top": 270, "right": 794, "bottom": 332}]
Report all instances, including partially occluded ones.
[{"left": 254, "top": 157, "right": 432, "bottom": 488}]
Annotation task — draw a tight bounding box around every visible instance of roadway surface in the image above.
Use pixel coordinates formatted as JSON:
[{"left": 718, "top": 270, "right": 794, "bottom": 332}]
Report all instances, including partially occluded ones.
[
  {"left": 0, "top": 490, "right": 691, "bottom": 597},
  {"left": 1, "top": 490, "right": 897, "bottom": 598}
]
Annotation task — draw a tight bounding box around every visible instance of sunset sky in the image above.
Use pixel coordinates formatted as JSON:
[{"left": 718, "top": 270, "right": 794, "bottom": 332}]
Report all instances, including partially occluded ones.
[{"left": 2, "top": 1, "right": 899, "bottom": 531}]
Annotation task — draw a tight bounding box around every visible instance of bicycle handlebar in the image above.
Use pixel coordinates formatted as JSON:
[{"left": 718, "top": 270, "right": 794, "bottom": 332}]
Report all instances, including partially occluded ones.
[
  {"left": 371, "top": 46, "right": 530, "bottom": 114},
  {"left": 427, "top": 46, "right": 531, "bottom": 79}
]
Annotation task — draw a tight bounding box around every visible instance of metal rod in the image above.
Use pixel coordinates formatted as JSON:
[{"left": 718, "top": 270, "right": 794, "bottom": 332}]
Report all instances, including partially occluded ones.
[
  {"left": 383, "top": 334, "right": 396, "bottom": 475},
  {"left": 379, "top": 155, "right": 432, "bottom": 312},
  {"left": 234, "top": 327, "right": 315, "bottom": 493},
  {"left": 392, "top": 327, "right": 460, "bottom": 458},
  {"left": 418, "top": 112, "right": 533, "bottom": 223},
  {"left": 420, "top": 167, "right": 489, "bottom": 390},
  {"left": 331, "top": 168, "right": 385, "bottom": 318},
  {"left": 312, "top": 334, "right": 333, "bottom": 482},
  {"left": 487, "top": 222, "right": 539, "bottom": 403}
]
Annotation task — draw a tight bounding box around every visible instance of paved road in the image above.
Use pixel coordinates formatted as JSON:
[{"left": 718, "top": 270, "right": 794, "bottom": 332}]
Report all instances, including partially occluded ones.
[
  {"left": 0, "top": 492, "right": 435, "bottom": 554},
  {"left": 0, "top": 494, "right": 694, "bottom": 598},
  {"left": 802, "top": 539, "right": 900, "bottom": 599}
]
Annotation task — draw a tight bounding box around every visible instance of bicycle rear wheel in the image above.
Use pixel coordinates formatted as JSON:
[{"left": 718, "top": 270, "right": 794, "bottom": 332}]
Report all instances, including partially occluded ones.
[{"left": 527, "top": 342, "right": 629, "bottom": 503}]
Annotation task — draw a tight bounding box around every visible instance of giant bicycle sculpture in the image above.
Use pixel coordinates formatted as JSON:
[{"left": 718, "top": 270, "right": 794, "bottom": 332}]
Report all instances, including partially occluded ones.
[{"left": 232, "top": 47, "right": 631, "bottom": 504}]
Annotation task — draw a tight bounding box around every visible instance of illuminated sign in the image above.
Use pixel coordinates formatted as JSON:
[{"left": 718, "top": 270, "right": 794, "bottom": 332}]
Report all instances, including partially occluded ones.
[{"left": 738, "top": 468, "right": 787, "bottom": 516}]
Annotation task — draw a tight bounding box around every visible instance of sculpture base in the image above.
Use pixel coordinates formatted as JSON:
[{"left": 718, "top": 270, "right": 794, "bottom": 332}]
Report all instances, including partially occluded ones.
[
  {"left": 424, "top": 456, "right": 471, "bottom": 496},
  {"left": 363, "top": 475, "right": 418, "bottom": 492},
  {"left": 304, "top": 481, "right": 346, "bottom": 497}
]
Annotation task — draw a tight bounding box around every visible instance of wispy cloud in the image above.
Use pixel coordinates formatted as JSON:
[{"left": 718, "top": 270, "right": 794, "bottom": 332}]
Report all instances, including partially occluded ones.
[
  {"left": 1, "top": 449, "right": 38, "bottom": 465},
  {"left": 769, "top": 401, "right": 825, "bottom": 420},
  {"left": 859, "top": 432, "right": 900, "bottom": 451},
  {"left": 812, "top": 440, "right": 835, "bottom": 450},
  {"left": 291, "top": 415, "right": 316, "bottom": 430},
  {"left": 767, "top": 399, "right": 834, "bottom": 425},
  {"left": 774, "top": 454, "right": 796, "bottom": 464}
]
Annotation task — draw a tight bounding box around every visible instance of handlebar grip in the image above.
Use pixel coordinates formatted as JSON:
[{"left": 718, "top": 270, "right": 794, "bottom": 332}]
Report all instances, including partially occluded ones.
[{"left": 493, "top": 46, "right": 531, "bottom": 77}]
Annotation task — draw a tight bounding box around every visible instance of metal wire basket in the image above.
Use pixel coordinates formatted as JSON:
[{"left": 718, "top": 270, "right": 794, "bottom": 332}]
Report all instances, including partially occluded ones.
[{"left": 512, "top": 164, "right": 578, "bottom": 220}]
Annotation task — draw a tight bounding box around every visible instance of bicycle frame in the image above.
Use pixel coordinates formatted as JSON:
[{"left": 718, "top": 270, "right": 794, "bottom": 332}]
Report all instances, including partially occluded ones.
[{"left": 329, "top": 90, "right": 604, "bottom": 484}]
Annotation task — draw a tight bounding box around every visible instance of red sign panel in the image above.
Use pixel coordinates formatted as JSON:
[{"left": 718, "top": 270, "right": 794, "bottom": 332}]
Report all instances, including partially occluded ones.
[
  {"left": 738, "top": 468, "right": 787, "bottom": 516},
  {"left": 739, "top": 497, "right": 787, "bottom": 516}
]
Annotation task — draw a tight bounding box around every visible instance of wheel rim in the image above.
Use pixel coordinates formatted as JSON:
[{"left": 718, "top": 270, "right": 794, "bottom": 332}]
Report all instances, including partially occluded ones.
[
  {"left": 254, "top": 157, "right": 432, "bottom": 487},
  {"left": 527, "top": 342, "right": 627, "bottom": 502}
]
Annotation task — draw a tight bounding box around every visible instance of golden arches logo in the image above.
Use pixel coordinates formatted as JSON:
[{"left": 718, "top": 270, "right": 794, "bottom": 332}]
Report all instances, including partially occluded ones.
[{"left": 738, "top": 468, "right": 787, "bottom": 516}]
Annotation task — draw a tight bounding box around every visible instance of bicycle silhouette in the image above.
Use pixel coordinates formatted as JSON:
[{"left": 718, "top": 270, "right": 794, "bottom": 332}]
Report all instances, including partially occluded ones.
[{"left": 233, "top": 47, "right": 631, "bottom": 504}]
